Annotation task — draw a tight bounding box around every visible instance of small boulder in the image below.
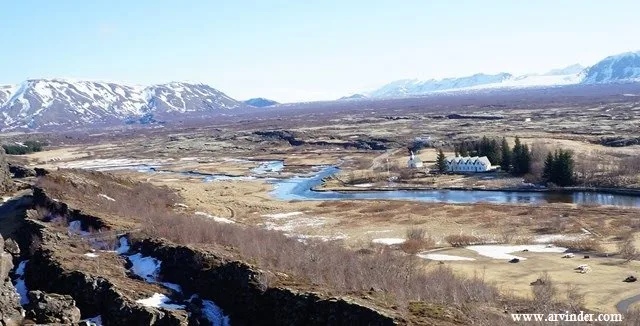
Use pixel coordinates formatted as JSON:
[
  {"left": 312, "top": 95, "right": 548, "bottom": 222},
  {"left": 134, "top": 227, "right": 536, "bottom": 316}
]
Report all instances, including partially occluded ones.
[
  {"left": 562, "top": 253, "right": 575, "bottom": 258},
  {"left": 624, "top": 276, "right": 637, "bottom": 283},
  {"left": 25, "top": 290, "right": 81, "bottom": 324},
  {"left": 583, "top": 255, "right": 590, "bottom": 259},
  {"left": 530, "top": 278, "right": 545, "bottom": 286},
  {"left": 3, "top": 238, "right": 20, "bottom": 257},
  {"left": 509, "top": 258, "right": 520, "bottom": 263}
]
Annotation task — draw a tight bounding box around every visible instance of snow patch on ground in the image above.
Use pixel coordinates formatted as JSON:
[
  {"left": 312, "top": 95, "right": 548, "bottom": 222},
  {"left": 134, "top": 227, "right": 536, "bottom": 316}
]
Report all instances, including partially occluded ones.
[
  {"left": 59, "top": 158, "right": 163, "bottom": 172},
  {"left": 365, "top": 230, "right": 392, "bottom": 234},
  {"left": 68, "top": 220, "right": 89, "bottom": 236},
  {"left": 372, "top": 238, "right": 406, "bottom": 245},
  {"left": 136, "top": 293, "right": 185, "bottom": 310},
  {"left": 98, "top": 193, "right": 116, "bottom": 201},
  {"left": 353, "top": 183, "right": 373, "bottom": 188},
  {"left": 188, "top": 295, "right": 231, "bottom": 326},
  {"left": 127, "top": 252, "right": 182, "bottom": 292},
  {"left": 252, "top": 161, "right": 284, "bottom": 174},
  {"left": 262, "top": 212, "right": 303, "bottom": 219},
  {"left": 417, "top": 253, "right": 476, "bottom": 261},
  {"left": 533, "top": 234, "right": 584, "bottom": 243},
  {"left": 194, "top": 212, "right": 235, "bottom": 224},
  {"left": 116, "top": 237, "right": 130, "bottom": 254},
  {"left": 14, "top": 260, "right": 29, "bottom": 305},
  {"left": 128, "top": 253, "right": 161, "bottom": 282},
  {"left": 466, "top": 244, "right": 567, "bottom": 260},
  {"left": 83, "top": 315, "right": 103, "bottom": 325},
  {"left": 84, "top": 253, "right": 99, "bottom": 258}
]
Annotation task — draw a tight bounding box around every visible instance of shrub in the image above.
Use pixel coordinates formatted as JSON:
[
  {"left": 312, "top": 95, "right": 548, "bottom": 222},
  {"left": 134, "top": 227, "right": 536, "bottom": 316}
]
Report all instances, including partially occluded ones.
[
  {"left": 445, "top": 234, "right": 485, "bottom": 247},
  {"left": 552, "top": 238, "right": 602, "bottom": 252}
]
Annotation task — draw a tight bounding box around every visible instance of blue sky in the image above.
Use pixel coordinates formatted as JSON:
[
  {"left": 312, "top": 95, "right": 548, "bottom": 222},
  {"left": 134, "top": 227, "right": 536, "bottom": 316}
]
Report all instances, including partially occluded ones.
[{"left": 2, "top": 0, "right": 640, "bottom": 102}]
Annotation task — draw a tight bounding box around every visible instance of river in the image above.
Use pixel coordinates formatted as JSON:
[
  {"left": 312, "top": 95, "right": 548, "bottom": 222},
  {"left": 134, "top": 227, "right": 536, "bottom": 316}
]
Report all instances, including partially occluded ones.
[{"left": 269, "top": 167, "right": 640, "bottom": 207}]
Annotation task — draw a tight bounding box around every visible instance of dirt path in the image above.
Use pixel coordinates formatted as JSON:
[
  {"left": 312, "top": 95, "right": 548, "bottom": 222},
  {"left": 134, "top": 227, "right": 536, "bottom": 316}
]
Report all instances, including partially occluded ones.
[{"left": 369, "top": 148, "right": 403, "bottom": 171}]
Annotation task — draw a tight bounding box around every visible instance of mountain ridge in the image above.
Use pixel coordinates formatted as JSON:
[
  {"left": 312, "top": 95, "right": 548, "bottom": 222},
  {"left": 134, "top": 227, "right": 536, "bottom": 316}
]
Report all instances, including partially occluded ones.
[
  {"left": 0, "top": 79, "right": 245, "bottom": 131},
  {"left": 363, "top": 51, "right": 640, "bottom": 98}
]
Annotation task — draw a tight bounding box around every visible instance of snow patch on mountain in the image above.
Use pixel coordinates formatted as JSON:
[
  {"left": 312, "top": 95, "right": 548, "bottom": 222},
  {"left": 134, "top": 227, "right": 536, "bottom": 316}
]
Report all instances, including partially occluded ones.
[
  {"left": 0, "top": 79, "right": 245, "bottom": 130},
  {"left": 582, "top": 51, "right": 640, "bottom": 84}
]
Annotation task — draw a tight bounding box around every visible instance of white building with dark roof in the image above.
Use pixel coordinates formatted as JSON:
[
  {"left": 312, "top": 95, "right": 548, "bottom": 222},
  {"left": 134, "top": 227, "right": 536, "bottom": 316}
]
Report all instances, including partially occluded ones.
[{"left": 445, "top": 156, "right": 492, "bottom": 173}]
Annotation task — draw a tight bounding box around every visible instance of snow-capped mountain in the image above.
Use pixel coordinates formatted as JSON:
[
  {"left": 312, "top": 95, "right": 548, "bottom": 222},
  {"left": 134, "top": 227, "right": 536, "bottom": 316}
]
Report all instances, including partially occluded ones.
[
  {"left": 243, "top": 97, "right": 279, "bottom": 107},
  {"left": 338, "top": 94, "right": 367, "bottom": 101},
  {"left": 0, "top": 79, "right": 245, "bottom": 130},
  {"left": 365, "top": 51, "right": 640, "bottom": 99},
  {"left": 369, "top": 73, "right": 513, "bottom": 98},
  {"left": 582, "top": 51, "right": 640, "bottom": 84},
  {"left": 367, "top": 68, "right": 585, "bottom": 98}
]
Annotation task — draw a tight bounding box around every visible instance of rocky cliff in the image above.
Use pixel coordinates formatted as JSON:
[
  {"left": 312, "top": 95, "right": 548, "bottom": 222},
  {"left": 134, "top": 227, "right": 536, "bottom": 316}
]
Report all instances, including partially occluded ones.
[
  {"left": 0, "top": 147, "right": 12, "bottom": 194},
  {"left": 0, "top": 234, "right": 23, "bottom": 324},
  {"left": 12, "top": 186, "right": 399, "bottom": 325}
]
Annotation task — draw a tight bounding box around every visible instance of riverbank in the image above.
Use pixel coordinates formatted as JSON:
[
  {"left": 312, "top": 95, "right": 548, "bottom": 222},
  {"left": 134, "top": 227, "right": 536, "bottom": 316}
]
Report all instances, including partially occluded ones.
[{"left": 315, "top": 183, "right": 640, "bottom": 197}]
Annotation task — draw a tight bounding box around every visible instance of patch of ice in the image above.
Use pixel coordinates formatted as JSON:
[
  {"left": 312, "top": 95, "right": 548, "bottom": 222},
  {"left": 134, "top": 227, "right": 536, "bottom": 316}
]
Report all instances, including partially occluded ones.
[
  {"left": 116, "top": 237, "right": 130, "bottom": 254},
  {"left": 14, "top": 260, "right": 29, "bottom": 305},
  {"left": 252, "top": 161, "right": 284, "bottom": 174},
  {"left": 262, "top": 212, "right": 303, "bottom": 219},
  {"left": 136, "top": 293, "right": 185, "bottom": 310},
  {"left": 296, "top": 233, "right": 348, "bottom": 242},
  {"left": 372, "top": 238, "right": 406, "bottom": 245},
  {"left": 194, "top": 212, "right": 236, "bottom": 224},
  {"left": 533, "top": 234, "right": 586, "bottom": 243},
  {"left": 160, "top": 282, "right": 183, "bottom": 293},
  {"left": 84, "top": 253, "right": 99, "bottom": 258},
  {"left": 466, "top": 244, "right": 567, "bottom": 260},
  {"left": 417, "top": 253, "right": 476, "bottom": 261},
  {"left": 98, "top": 194, "right": 116, "bottom": 202},
  {"left": 83, "top": 315, "right": 103, "bottom": 326},
  {"left": 263, "top": 217, "right": 326, "bottom": 232},
  {"left": 201, "top": 298, "right": 231, "bottom": 326},
  {"left": 68, "top": 220, "right": 90, "bottom": 236},
  {"left": 128, "top": 253, "right": 161, "bottom": 283}
]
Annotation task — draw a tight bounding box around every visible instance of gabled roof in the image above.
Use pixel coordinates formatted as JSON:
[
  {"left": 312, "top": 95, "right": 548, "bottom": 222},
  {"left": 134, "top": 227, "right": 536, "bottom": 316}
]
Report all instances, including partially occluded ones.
[{"left": 445, "top": 156, "right": 492, "bottom": 165}]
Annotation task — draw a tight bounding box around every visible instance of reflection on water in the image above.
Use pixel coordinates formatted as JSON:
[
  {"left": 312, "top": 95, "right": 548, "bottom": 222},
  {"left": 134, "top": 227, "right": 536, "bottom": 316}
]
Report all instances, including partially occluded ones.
[{"left": 270, "top": 167, "right": 640, "bottom": 207}]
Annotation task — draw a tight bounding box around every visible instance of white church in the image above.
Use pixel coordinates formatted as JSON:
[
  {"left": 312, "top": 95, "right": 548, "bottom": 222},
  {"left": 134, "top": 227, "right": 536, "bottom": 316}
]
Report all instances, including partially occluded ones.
[
  {"left": 445, "top": 156, "right": 492, "bottom": 173},
  {"left": 407, "top": 151, "right": 424, "bottom": 168}
]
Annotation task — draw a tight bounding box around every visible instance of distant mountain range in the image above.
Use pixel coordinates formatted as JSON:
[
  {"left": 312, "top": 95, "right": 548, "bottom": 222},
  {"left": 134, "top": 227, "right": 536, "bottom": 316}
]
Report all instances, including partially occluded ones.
[
  {"left": 364, "top": 51, "right": 640, "bottom": 98},
  {"left": 0, "top": 80, "right": 245, "bottom": 131},
  {"left": 243, "top": 97, "right": 279, "bottom": 107},
  {"left": 2, "top": 51, "right": 640, "bottom": 131}
]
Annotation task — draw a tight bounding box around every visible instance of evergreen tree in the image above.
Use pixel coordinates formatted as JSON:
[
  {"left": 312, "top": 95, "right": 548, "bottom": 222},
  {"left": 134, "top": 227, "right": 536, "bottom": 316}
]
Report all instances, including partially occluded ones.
[
  {"left": 488, "top": 139, "right": 502, "bottom": 166},
  {"left": 542, "top": 149, "right": 575, "bottom": 186},
  {"left": 542, "top": 152, "right": 555, "bottom": 182},
  {"left": 511, "top": 136, "right": 531, "bottom": 176},
  {"left": 500, "top": 137, "right": 511, "bottom": 172},
  {"left": 436, "top": 149, "right": 448, "bottom": 173}
]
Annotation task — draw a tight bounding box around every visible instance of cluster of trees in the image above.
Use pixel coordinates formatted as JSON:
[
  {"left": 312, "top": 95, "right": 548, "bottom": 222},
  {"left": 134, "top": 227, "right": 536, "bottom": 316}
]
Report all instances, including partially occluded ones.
[
  {"left": 453, "top": 136, "right": 531, "bottom": 176},
  {"left": 2, "top": 140, "right": 45, "bottom": 155},
  {"left": 542, "top": 149, "right": 575, "bottom": 186}
]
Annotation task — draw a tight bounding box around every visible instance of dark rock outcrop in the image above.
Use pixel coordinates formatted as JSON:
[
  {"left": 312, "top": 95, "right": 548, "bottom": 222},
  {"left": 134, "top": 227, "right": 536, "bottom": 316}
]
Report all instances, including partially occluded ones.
[
  {"left": 600, "top": 137, "right": 640, "bottom": 147},
  {"left": 25, "top": 290, "right": 82, "bottom": 324},
  {"left": 0, "top": 147, "right": 12, "bottom": 194},
  {"left": 135, "top": 238, "right": 397, "bottom": 326},
  {"left": 21, "top": 220, "right": 188, "bottom": 326},
  {"left": 8, "top": 163, "right": 36, "bottom": 178},
  {"left": 3, "top": 238, "right": 20, "bottom": 257},
  {"left": 0, "top": 234, "right": 23, "bottom": 324},
  {"left": 253, "top": 130, "right": 390, "bottom": 150}
]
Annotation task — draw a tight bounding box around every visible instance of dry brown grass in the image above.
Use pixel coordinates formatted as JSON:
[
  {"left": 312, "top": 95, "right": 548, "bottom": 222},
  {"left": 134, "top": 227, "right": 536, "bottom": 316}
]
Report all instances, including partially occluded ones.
[
  {"left": 444, "top": 234, "right": 489, "bottom": 247},
  {"left": 36, "top": 169, "right": 501, "bottom": 311}
]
